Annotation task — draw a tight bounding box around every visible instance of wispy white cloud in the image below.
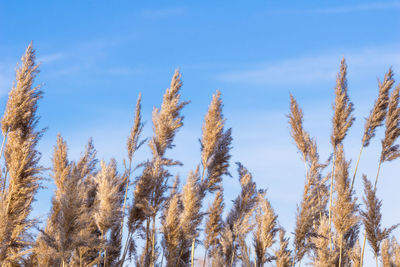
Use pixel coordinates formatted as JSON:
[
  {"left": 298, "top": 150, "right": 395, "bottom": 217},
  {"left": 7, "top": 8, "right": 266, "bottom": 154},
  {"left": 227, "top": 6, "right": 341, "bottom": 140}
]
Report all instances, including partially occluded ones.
[
  {"left": 270, "top": 2, "right": 400, "bottom": 15},
  {"left": 40, "top": 37, "right": 134, "bottom": 77},
  {"left": 217, "top": 44, "right": 400, "bottom": 86},
  {"left": 141, "top": 7, "right": 186, "bottom": 18},
  {"left": 38, "top": 52, "right": 65, "bottom": 64}
]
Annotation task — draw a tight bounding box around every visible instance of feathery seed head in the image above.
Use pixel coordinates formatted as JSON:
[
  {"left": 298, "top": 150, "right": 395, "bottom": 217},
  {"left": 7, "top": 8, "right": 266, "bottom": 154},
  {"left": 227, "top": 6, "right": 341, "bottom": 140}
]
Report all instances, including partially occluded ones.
[
  {"left": 205, "top": 190, "right": 224, "bottom": 251},
  {"left": 274, "top": 228, "right": 292, "bottom": 267},
  {"left": 127, "top": 93, "right": 144, "bottom": 162},
  {"left": 201, "top": 90, "right": 224, "bottom": 171},
  {"left": 332, "top": 144, "right": 358, "bottom": 238},
  {"left": 51, "top": 134, "right": 70, "bottom": 192},
  {"left": 94, "top": 160, "right": 123, "bottom": 234},
  {"left": 180, "top": 168, "right": 202, "bottom": 240},
  {"left": 254, "top": 192, "right": 278, "bottom": 266},
  {"left": 381, "top": 84, "right": 400, "bottom": 162},
  {"left": 361, "top": 175, "right": 399, "bottom": 258},
  {"left": 362, "top": 68, "right": 394, "bottom": 147},
  {"left": 311, "top": 216, "right": 339, "bottom": 266},
  {"left": 150, "top": 69, "right": 189, "bottom": 157},
  {"left": 288, "top": 94, "right": 309, "bottom": 160},
  {"left": 1, "top": 42, "right": 42, "bottom": 135},
  {"left": 331, "top": 58, "right": 355, "bottom": 149}
]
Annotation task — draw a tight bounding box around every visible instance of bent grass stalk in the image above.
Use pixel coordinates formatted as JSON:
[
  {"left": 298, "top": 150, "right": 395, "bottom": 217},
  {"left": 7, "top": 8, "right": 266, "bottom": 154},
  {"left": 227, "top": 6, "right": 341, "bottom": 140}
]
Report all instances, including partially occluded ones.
[{"left": 350, "top": 146, "right": 363, "bottom": 193}]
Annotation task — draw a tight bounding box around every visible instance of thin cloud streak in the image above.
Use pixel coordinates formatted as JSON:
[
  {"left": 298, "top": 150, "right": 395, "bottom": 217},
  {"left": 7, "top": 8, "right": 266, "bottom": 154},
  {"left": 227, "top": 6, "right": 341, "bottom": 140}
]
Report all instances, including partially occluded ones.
[
  {"left": 140, "top": 7, "right": 186, "bottom": 18},
  {"left": 39, "top": 37, "right": 135, "bottom": 77},
  {"left": 38, "top": 53, "right": 65, "bottom": 64},
  {"left": 217, "top": 45, "right": 400, "bottom": 86},
  {"left": 269, "top": 2, "right": 400, "bottom": 15}
]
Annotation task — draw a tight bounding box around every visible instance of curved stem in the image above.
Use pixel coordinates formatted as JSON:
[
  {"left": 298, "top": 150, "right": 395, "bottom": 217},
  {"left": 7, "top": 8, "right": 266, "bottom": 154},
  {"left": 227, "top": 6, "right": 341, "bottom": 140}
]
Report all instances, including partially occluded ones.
[
  {"left": 120, "top": 160, "right": 133, "bottom": 237},
  {"left": 350, "top": 146, "right": 363, "bottom": 193},
  {"left": 202, "top": 248, "right": 207, "bottom": 267},
  {"left": 120, "top": 231, "right": 132, "bottom": 267},
  {"left": 374, "top": 160, "right": 382, "bottom": 190}
]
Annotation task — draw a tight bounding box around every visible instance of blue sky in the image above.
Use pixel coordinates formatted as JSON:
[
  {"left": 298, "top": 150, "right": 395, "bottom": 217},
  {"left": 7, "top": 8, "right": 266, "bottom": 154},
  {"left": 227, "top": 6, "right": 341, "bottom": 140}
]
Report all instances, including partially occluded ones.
[{"left": 1, "top": 0, "right": 400, "bottom": 265}]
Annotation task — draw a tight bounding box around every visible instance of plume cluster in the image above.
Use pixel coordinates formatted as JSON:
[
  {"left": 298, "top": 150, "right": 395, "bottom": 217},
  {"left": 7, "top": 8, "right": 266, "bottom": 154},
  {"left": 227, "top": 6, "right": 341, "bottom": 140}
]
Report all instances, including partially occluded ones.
[{"left": 0, "top": 44, "right": 399, "bottom": 267}]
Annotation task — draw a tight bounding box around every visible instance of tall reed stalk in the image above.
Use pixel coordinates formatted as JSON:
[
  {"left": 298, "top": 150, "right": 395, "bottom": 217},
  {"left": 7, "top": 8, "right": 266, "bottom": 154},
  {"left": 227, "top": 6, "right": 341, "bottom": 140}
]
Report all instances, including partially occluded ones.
[
  {"left": 0, "top": 42, "right": 43, "bottom": 265},
  {"left": 350, "top": 68, "right": 393, "bottom": 192},
  {"left": 328, "top": 58, "right": 355, "bottom": 251}
]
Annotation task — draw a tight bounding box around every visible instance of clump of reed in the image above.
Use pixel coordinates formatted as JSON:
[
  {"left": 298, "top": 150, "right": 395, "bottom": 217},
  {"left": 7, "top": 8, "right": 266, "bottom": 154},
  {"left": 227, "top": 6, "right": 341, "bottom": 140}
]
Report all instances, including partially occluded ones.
[{"left": 1, "top": 43, "right": 400, "bottom": 267}]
